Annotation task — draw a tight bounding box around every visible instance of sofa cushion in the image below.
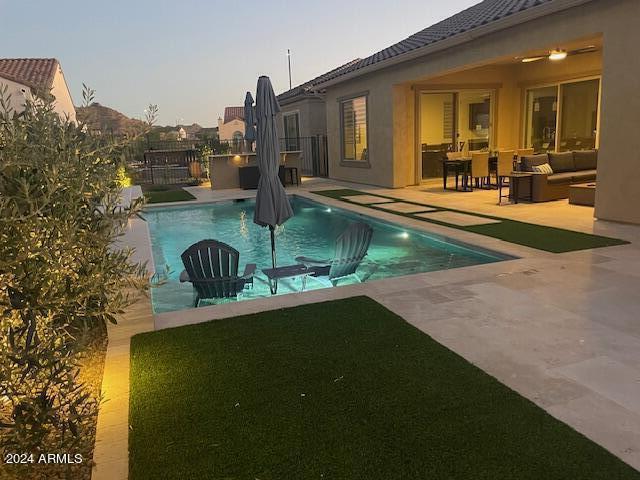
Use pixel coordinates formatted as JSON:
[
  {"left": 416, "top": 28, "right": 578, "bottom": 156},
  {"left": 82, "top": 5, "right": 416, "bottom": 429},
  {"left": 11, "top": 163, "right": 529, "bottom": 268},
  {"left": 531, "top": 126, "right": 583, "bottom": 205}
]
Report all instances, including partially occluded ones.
[
  {"left": 571, "top": 169, "right": 597, "bottom": 183},
  {"left": 521, "top": 154, "right": 549, "bottom": 172},
  {"left": 573, "top": 150, "right": 598, "bottom": 171},
  {"left": 548, "top": 151, "right": 576, "bottom": 173},
  {"left": 531, "top": 163, "right": 553, "bottom": 174},
  {"left": 547, "top": 172, "right": 576, "bottom": 184}
]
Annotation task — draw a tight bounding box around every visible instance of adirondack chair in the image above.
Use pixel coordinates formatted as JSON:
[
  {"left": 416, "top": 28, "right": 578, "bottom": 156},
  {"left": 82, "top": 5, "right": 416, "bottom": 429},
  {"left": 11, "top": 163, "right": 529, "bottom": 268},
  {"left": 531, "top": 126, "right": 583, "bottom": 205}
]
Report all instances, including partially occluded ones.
[
  {"left": 295, "top": 222, "right": 374, "bottom": 286},
  {"left": 179, "top": 240, "right": 256, "bottom": 307}
]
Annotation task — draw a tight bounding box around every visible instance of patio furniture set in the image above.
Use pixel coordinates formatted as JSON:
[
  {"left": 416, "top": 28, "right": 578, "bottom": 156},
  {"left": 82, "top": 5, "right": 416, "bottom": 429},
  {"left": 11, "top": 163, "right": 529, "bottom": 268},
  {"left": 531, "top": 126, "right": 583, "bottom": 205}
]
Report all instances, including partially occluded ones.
[
  {"left": 178, "top": 222, "right": 373, "bottom": 307},
  {"left": 442, "top": 148, "right": 598, "bottom": 206}
]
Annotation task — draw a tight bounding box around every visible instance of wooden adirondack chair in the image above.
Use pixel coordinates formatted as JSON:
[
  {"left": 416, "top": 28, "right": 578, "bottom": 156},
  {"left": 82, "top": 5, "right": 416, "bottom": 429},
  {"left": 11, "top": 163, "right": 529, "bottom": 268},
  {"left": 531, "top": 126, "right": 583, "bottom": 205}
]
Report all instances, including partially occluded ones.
[
  {"left": 179, "top": 240, "right": 256, "bottom": 307},
  {"left": 295, "top": 222, "right": 374, "bottom": 286}
]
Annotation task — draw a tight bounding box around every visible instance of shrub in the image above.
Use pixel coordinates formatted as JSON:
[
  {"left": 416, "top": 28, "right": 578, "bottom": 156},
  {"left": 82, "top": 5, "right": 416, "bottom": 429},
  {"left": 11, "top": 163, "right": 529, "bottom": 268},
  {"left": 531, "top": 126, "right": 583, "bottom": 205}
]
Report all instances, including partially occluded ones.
[{"left": 0, "top": 85, "right": 148, "bottom": 479}]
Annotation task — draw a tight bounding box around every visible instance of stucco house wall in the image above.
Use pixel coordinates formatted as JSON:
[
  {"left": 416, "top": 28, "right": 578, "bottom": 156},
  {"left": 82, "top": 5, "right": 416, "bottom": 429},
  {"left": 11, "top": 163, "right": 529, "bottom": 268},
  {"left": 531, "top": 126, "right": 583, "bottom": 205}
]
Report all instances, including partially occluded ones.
[
  {"left": 278, "top": 96, "right": 327, "bottom": 139},
  {"left": 217, "top": 118, "right": 245, "bottom": 141},
  {"left": 49, "top": 64, "right": 76, "bottom": 123},
  {"left": 323, "top": 0, "right": 640, "bottom": 224},
  {"left": 0, "top": 77, "right": 35, "bottom": 112}
]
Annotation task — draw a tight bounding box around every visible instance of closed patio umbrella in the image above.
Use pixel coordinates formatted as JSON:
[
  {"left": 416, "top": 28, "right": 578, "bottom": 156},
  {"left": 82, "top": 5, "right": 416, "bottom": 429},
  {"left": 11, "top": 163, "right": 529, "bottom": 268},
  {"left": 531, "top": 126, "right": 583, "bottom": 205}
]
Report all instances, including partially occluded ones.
[
  {"left": 253, "top": 76, "right": 294, "bottom": 293},
  {"left": 243, "top": 91, "right": 256, "bottom": 151}
]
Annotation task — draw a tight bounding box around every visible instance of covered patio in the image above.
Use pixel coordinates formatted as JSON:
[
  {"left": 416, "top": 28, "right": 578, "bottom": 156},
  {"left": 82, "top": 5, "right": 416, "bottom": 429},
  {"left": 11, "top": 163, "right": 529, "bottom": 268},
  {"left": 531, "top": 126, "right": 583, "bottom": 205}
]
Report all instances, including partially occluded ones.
[
  {"left": 407, "top": 34, "right": 602, "bottom": 209},
  {"left": 322, "top": 0, "right": 639, "bottom": 224}
]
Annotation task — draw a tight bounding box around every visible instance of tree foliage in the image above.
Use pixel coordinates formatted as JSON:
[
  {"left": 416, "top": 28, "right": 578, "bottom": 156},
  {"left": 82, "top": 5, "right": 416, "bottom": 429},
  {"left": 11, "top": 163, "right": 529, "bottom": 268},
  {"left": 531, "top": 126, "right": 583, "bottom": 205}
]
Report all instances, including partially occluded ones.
[{"left": 0, "top": 84, "right": 148, "bottom": 479}]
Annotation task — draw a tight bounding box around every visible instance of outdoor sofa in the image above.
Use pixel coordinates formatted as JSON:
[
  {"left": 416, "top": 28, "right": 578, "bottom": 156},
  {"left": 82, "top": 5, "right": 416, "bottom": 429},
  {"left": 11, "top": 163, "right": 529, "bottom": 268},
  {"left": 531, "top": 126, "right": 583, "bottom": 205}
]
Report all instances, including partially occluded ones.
[{"left": 519, "top": 150, "right": 597, "bottom": 202}]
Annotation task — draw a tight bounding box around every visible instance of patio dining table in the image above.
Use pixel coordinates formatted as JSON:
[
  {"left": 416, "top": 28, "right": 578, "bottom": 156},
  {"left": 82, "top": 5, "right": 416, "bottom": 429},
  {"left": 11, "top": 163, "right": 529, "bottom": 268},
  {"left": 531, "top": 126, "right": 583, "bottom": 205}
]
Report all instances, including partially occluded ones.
[{"left": 442, "top": 156, "right": 498, "bottom": 191}]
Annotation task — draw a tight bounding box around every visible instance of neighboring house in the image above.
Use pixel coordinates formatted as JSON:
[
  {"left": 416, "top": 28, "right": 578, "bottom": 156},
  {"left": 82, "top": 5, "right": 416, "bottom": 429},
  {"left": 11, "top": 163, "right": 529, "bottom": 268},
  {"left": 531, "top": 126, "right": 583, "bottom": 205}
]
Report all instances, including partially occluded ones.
[
  {"left": 0, "top": 58, "right": 76, "bottom": 122},
  {"left": 217, "top": 106, "right": 245, "bottom": 142},
  {"left": 177, "top": 127, "right": 187, "bottom": 140},
  {"left": 177, "top": 123, "right": 205, "bottom": 140},
  {"left": 315, "top": 0, "right": 640, "bottom": 225}
]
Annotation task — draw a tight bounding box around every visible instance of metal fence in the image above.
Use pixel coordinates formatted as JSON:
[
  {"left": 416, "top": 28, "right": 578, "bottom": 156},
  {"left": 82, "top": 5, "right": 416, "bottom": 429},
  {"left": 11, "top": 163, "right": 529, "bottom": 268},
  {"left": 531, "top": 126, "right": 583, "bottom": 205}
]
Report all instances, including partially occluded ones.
[
  {"left": 131, "top": 135, "right": 329, "bottom": 184},
  {"left": 145, "top": 138, "right": 223, "bottom": 153},
  {"left": 132, "top": 149, "right": 206, "bottom": 185}
]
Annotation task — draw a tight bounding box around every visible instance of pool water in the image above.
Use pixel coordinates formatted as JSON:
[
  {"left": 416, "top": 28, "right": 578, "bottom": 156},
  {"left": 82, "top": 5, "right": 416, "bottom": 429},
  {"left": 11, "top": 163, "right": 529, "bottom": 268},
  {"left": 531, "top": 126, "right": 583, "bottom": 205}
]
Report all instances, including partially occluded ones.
[{"left": 145, "top": 196, "right": 513, "bottom": 313}]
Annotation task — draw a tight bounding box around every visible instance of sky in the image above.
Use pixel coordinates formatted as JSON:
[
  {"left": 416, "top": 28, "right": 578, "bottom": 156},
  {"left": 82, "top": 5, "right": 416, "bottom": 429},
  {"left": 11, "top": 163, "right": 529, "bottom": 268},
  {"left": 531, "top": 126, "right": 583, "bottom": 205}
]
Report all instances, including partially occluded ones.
[{"left": 1, "top": 0, "right": 478, "bottom": 126}]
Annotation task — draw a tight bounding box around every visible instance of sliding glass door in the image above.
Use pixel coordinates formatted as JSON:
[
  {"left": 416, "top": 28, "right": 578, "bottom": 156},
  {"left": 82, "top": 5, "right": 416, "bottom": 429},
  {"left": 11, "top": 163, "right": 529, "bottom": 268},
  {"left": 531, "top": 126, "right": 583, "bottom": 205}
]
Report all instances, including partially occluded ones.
[
  {"left": 525, "top": 86, "right": 558, "bottom": 153},
  {"left": 559, "top": 79, "right": 599, "bottom": 151},
  {"left": 458, "top": 91, "right": 492, "bottom": 152},
  {"left": 525, "top": 78, "right": 600, "bottom": 153},
  {"left": 419, "top": 92, "right": 455, "bottom": 179},
  {"left": 419, "top": 90, "right": 494, "bottom": 179}
]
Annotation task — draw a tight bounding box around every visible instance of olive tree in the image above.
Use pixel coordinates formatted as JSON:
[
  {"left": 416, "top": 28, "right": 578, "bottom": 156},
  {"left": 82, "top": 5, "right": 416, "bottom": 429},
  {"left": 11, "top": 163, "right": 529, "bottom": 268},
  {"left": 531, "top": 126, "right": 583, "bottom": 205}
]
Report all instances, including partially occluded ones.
[{"left": 0, "top": 85, "right": 148, "bottom": 479}]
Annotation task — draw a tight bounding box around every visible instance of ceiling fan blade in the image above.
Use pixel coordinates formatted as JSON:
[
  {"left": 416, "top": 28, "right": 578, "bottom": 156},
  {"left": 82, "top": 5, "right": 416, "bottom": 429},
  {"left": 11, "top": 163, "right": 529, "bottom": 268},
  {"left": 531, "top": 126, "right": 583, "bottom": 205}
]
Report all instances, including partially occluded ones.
[{"left": 568, "top": 46, "right": 598, "bottom": 56}]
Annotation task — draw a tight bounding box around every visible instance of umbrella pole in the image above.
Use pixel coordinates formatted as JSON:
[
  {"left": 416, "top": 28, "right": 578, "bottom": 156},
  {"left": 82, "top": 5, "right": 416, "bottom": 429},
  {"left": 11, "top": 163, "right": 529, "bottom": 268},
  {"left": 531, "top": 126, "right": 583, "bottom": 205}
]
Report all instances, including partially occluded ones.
[{"left": 270, "top": 225, "right": 277, "bottom": 294}]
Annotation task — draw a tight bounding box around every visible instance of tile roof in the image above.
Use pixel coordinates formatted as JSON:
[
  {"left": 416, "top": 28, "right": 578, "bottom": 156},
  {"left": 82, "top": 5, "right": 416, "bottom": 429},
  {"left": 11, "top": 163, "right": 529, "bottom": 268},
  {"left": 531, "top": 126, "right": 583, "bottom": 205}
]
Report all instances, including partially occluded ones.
[
  {"left": 318, "top": 0, "right": 571, "bottom": 85},
  {"left": 277, "top": 58, "right": 362, "bottom": 103},
  {"left": 223, "top": 106, "right": 245, "bottom": 123},
  {"left": 0, "top": 58, "right": 59, "bottom": 90}
]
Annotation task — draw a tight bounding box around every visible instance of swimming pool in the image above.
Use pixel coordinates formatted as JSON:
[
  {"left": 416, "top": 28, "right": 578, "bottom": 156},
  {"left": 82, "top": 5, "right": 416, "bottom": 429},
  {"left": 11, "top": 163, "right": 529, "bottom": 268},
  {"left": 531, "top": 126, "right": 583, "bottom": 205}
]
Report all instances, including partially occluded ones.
[{"left": 145, "top": 196, "right": 513, "bottom": 313}]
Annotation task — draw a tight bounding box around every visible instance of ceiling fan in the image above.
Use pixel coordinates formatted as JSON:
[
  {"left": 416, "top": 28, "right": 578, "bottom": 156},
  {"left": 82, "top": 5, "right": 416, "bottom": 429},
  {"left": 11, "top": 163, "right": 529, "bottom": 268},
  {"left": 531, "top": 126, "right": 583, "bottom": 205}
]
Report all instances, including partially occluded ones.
[{"left": 519, "top": 45, "right": 598, "bottom": 63}]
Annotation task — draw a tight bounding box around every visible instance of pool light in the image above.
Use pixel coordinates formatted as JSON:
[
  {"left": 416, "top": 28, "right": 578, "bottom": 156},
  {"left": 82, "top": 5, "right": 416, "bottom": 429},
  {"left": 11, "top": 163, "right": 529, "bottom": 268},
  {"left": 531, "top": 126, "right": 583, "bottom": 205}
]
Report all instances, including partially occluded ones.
[
  {"left": 400, "top": 232, "right": 409, "bottom": 239},
  {"left": 325, "top": 208, "right": 332, "bottom": 213}
]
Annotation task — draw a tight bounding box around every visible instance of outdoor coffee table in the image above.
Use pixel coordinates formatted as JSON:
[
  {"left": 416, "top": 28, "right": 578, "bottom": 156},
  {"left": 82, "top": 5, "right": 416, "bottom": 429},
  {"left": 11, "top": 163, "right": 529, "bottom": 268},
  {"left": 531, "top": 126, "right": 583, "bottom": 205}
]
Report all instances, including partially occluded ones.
[
  {"left": 569, "top": 182, "right": 596, "bottom": 206},
  {"left": 262, "top": 264, "right": 311, "bottom": 294}
]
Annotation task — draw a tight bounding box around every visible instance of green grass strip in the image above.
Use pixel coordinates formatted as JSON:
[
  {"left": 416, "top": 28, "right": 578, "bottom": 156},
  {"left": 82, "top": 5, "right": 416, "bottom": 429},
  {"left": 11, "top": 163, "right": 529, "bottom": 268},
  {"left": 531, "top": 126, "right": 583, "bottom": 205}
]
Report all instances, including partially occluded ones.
[
  {"left": 129, "top": 297, "right": 639, "bottom": 479},
  {"left": 311, "top": 189, "right": 629, "bottom": 253},
  {"left": 144, "top": 188, "right": 196, "bottom": 204}
]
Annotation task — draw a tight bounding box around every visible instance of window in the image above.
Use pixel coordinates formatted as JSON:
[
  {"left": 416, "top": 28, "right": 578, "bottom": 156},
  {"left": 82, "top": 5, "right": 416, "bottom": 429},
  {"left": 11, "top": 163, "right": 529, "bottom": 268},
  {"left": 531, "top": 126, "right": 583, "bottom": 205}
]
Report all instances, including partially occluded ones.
[
  {"left": 283, "top": 112, "right": 300, "bottom": 151},
  {"left": 525, "top": 78, "right": 600, "bottom": 153},
  {"left": 341, "top": 95, "right": 368, "bottom": 162}
]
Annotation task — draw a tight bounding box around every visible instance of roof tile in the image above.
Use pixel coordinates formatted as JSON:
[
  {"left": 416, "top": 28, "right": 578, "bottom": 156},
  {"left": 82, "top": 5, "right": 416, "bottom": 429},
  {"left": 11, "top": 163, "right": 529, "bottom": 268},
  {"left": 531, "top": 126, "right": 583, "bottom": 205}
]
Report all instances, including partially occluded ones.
[
  {"left": 277, "top": 58, "right": 361, "bottom": 102},
  {"left": 0, "top": 58, "right": 59, "bottom": 90},
  {"left": 320, "top": 0, "right": 556, "bottom": 84},
  {"left": 223, "top": 106, "right": 245, "bottom": 123}
]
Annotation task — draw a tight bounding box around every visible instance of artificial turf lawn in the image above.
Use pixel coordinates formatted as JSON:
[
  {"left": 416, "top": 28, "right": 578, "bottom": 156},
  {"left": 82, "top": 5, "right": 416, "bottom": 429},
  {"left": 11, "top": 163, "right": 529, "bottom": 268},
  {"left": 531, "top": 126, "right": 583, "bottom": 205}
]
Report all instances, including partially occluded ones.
[
  {"left": 143, "top": 187, "right": 196, "bottom": 203},
  {"left": 313, "top": 189, "right": 629, "bottom": 253},
  {"left": 129, "top": 296, "right": 639, "bottom": 480}
]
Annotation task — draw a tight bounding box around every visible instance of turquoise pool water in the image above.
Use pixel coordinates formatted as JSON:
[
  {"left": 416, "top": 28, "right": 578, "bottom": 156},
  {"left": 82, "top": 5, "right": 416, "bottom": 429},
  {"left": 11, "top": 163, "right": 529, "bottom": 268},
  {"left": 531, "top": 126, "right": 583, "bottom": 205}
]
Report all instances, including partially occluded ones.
[{"left": 145, "top": 196, "right": 513, "bottom": 313}]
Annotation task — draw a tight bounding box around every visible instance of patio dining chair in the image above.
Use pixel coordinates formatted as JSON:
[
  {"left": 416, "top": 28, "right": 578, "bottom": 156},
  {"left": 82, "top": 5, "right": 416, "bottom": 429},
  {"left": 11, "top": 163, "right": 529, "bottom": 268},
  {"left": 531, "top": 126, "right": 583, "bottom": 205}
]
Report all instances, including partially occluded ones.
[
  {"left": 469, "top": 151, "right": 490, "bottom": 189},
  {"left": 179, "top": 239, "right": 256, "bottom": 307},
  {"left": 295, "top": 222, "right": 374, "bottom": 287},
  {"left": 496, "top": 150, "right": 516, "bottom": 188}
]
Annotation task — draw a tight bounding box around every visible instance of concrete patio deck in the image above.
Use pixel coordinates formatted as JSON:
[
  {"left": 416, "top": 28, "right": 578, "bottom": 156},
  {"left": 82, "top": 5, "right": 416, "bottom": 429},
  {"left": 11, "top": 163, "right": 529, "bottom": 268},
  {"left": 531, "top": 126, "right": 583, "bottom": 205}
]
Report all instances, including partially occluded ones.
[{"left": 93, "top": 178, "right": 640, "bottom": 479}]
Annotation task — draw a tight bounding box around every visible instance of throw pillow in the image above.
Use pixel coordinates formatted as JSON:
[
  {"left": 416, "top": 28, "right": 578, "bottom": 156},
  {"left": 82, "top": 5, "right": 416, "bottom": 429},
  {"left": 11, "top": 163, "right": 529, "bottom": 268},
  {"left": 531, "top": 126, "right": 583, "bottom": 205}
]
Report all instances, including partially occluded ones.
[{"left": 532, "top": 163, "right": 553, "bottom": 174}]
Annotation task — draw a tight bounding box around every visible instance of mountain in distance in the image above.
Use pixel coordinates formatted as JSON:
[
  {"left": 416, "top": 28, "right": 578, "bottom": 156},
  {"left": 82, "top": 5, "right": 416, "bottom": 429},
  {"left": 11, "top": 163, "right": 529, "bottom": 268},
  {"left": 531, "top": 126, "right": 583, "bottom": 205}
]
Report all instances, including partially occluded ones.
[{"left": 75, "top": 102, "right": 148, "bottom": 135}]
